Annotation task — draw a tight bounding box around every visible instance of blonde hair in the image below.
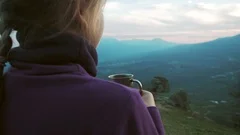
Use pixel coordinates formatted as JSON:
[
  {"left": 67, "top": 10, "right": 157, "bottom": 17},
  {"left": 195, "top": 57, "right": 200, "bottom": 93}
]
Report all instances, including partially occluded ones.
[{"left": 0, "top": 0, "right": 106, "bottom": 57}]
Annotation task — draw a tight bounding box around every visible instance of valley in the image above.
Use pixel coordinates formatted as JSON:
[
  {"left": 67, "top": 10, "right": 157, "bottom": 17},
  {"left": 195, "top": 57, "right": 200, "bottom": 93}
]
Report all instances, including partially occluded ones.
[{"left": 97, "top": 34, "right": 240, "bottom": 130}]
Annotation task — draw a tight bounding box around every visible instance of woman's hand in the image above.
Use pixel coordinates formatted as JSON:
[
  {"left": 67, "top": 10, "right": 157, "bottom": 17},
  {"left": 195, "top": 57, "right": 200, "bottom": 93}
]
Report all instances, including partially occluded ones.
[{"left": 141, "top": 90, "right": 156, "bottom": 107}]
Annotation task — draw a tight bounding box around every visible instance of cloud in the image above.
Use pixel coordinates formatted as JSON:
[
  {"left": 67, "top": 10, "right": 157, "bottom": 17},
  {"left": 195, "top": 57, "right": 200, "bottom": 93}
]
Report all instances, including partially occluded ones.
[
  {"left": 103, "top": 1, "right": 240, "bottom": 43},
  {"left": 105, "top": 1, "right": 120, "bottom": 10},
  {"left": 185, "top": 10, "right": 222, "bottom": 25},
  {"left": 228, "top": 4, "right": 240, "bottom": 17}
]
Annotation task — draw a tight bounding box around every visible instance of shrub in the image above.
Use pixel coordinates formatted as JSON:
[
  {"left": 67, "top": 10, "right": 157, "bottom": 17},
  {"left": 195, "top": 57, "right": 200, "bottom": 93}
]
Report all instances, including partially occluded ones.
[{"left": 169, "top": 89, "right": 190, "bottom": 110}]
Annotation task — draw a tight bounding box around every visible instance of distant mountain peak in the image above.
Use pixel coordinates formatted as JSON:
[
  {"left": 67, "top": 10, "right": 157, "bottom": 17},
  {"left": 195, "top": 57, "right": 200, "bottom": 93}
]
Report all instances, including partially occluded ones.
[
  {"left": 233, "top": 34, "right": 240, "bottom": 38},
  {"left": 209, "top": 33, "right": 240, "bottom": 43}
]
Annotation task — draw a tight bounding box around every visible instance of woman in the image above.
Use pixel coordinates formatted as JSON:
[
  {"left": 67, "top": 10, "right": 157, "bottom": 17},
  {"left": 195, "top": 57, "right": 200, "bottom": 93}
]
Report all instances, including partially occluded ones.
[{"left": 0, "top": 0, "right": 165, "bottom": 135}]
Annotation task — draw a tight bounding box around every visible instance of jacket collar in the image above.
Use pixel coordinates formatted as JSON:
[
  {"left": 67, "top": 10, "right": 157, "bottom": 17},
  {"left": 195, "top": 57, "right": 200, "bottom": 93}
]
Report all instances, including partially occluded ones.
[{"left": 8, "top": 32, "right": 98, "bottom": 77}]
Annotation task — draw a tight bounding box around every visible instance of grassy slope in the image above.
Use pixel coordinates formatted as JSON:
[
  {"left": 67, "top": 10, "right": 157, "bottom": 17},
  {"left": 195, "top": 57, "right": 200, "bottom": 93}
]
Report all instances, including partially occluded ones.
[{"left": 158, "top": 104, "right": 240, "bottom": 135}]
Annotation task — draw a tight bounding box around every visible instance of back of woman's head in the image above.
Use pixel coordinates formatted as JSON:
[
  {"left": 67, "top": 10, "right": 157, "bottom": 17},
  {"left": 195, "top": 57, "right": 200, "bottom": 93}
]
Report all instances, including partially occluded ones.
[
  {"left": 0, "top": 0, "right": 106, "bottom": 49},
  {"left": 0, "top": 0, "right": 106, "bottom": 117}
]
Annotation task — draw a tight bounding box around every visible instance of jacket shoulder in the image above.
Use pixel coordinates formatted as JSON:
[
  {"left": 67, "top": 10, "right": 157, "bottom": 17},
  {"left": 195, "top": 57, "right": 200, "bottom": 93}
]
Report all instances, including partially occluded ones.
[{"left": 87, "top": 77, "right": 140, "bottom": 99}]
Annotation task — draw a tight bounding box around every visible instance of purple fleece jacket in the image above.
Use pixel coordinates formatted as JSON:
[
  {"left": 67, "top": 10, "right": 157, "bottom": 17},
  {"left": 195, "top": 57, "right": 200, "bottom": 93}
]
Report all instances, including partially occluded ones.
[{"left": 1, "top": 32, "right": 165, "bottom": 135}]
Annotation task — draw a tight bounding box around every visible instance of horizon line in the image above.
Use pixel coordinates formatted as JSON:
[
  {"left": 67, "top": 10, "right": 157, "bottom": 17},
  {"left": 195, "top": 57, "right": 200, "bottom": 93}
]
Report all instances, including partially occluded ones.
[{"left": 101, "top": 33, "right": 240, "bottom": 45}]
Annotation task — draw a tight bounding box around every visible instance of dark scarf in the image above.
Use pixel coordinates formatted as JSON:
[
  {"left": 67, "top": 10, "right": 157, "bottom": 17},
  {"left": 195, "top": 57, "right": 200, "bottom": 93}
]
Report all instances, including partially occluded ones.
[{"left": 8, "top": 32, "right": 98, "bottom": 77}]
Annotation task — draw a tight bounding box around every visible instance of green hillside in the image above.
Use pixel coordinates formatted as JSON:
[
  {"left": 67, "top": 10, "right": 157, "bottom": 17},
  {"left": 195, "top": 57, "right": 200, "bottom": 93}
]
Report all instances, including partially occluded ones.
[{"left": 158, "top": 103, "right": 240, "bottom": 135}]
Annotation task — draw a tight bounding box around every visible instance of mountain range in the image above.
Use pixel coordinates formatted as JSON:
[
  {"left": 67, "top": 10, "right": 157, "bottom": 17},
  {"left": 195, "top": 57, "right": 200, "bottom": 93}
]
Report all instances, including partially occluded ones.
[
  {"left": 97, "top": 34, "right": 240, "bottom": 63},
  {"left": 97, "top": 37, "right": 177, "bottom": 62},
  {"left": 98, "top": 34, "right": 240, "bottom": 99}
]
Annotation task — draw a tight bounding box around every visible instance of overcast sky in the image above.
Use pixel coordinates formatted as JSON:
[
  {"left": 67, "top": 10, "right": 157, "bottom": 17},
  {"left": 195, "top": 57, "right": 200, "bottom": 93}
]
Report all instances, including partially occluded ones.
[{"left": 103, "top": 0, "right": 240, "bottom": 43}]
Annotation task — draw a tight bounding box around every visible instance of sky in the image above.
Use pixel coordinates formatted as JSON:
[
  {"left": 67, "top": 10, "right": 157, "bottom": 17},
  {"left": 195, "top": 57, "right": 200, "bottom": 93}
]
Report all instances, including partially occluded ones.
[{"left": 103, "top": 0, "right": 240, "bottom": 43}]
